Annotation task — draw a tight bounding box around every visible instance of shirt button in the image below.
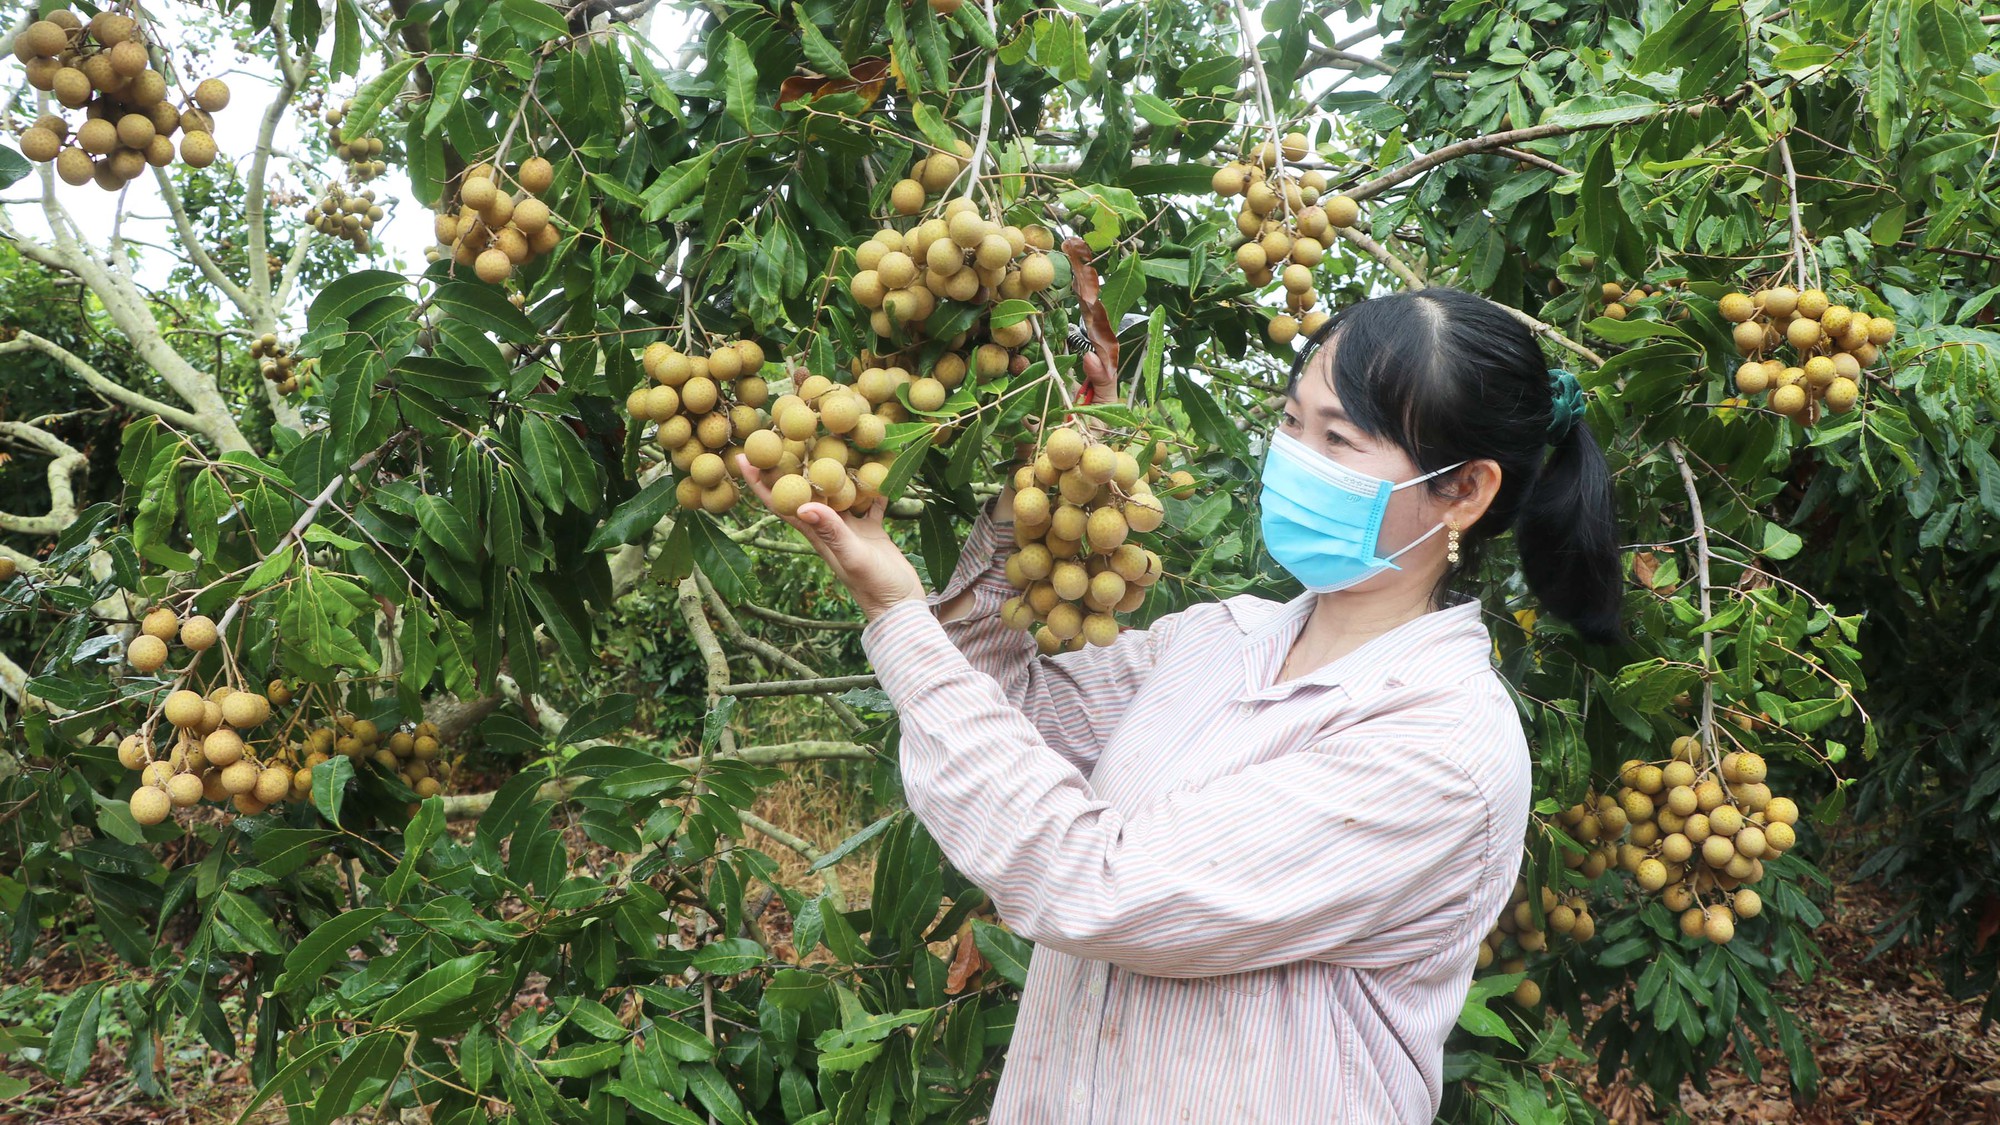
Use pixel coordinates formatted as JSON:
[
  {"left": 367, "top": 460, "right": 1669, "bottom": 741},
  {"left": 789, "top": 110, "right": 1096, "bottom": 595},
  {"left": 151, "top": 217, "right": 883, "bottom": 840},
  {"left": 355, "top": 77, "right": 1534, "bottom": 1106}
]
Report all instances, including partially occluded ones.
[{"left": 1072, "top": 1087, "right": 1086, "bottom": 1104}]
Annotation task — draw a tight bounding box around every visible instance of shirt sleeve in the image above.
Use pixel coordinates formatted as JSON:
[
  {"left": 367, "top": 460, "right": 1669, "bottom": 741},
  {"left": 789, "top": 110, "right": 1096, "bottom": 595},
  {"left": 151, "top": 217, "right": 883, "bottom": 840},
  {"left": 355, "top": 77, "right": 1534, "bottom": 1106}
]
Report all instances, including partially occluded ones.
[
  {"left": 862, "top": 597, "right": 1500, "bottom": 977},
  {"left": 917, "top": 499, "right": 1177, "bottom": 776}
]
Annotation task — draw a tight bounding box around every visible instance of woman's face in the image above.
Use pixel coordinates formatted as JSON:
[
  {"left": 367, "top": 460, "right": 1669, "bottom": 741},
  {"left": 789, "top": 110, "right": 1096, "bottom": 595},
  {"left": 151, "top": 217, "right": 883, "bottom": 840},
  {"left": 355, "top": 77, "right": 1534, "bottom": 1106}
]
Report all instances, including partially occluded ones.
[{"left": 1277, "top": 342, "right": 1460, "bottom": 576}]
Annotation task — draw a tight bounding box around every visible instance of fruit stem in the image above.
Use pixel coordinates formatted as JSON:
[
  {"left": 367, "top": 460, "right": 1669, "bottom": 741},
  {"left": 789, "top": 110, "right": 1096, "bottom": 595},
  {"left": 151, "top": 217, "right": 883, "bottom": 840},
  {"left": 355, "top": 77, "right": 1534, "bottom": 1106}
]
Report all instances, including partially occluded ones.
[
  {"left": 1667, "top": 441, "right": 1720, "bottom": 772},
  {"left": 1775, "top": 131, "right": 1813, "bottom": 292},
  {"left": 1232, "top": 0, "right": 1287, "bottom": 183}
]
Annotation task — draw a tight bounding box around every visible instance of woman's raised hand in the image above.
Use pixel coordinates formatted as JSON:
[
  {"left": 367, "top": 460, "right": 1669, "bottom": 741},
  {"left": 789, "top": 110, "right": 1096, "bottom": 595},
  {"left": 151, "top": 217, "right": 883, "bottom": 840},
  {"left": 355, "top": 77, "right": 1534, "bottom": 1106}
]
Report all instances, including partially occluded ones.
[{"left": 737, "top": 455, "right": 928, "bottom": 622}]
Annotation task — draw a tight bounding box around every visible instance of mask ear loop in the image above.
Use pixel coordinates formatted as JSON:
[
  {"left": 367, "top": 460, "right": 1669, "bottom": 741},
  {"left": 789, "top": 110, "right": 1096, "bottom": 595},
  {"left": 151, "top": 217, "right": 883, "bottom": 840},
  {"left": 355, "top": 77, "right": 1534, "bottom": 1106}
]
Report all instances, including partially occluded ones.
[{"left": 1377, "top": 461, "right": 1468, "bottom": 567}]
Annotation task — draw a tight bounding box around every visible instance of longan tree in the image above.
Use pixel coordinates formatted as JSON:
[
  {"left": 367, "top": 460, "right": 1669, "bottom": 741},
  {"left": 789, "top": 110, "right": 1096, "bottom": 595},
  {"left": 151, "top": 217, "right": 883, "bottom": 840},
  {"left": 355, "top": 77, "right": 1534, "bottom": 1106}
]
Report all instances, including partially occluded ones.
[{"left": 2, "top": 0, "right": 1998, "bottom": 1121}]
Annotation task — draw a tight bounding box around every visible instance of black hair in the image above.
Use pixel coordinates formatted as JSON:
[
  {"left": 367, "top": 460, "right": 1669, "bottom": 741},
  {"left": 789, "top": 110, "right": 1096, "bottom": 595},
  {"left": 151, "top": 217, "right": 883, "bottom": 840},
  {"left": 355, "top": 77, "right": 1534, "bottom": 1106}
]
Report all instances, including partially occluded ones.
[{"left": 1283, "top": 286, "right": 1625, "bottom": 645}]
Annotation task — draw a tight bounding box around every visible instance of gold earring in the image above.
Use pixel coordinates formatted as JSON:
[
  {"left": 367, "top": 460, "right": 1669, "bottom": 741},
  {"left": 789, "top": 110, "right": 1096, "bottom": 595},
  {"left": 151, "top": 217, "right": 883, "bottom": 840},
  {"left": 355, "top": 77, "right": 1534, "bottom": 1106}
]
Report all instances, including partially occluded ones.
[{"left": 1447, "top": 524, "right": 1461, "bottom": 567}]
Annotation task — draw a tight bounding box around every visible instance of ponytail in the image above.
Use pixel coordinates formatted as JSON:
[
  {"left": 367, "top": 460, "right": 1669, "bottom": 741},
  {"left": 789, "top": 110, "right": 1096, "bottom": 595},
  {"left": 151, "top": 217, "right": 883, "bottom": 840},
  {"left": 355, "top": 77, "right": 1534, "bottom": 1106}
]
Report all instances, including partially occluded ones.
[{"left": 1515, "top": 417, "right": 1624, "bottom": 645}]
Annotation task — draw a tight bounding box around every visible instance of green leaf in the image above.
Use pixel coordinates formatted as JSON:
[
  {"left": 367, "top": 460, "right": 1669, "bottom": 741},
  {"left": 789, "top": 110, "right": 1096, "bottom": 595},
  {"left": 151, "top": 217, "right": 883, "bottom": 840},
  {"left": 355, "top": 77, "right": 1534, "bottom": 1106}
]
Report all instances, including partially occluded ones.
[
  {"left": 809, "top": 811, "right": 897, "bottom": 872},
  {"left": 277, "top": 908, "right": 388, "bottom": 991},
  {"left": 648, "top": 1017, "right": 719, "bottom": 1061},
  {"left": 1129, "top": 91, "right": 1185, "bottom": 127},
  {"left": 988, "top": 299, "right": 1038, "bottom": 330},
  {"left": 970, "top": 920, "right": 1031, "bottom": 988},
  {"left": 1456, "top": 986, "right": 1522, "bottom": 1046},
  {"left": 384, "top": 800, "right": 444, "bottom": 904},
  {"left": 1760, "top": 522, "right": 1803, "bottom": 561},
  {"left": 45, "top": 979, "right": 105, "bottom": 1084},
  {"left": 691, "top": 937, "right": 766, "bottom": 976},
  {"left": 0, "top": 144, "right": 32, "bottom": 191},
  {"left": 878, "top": 426, "right": 935, "bottom": 501},
  {"left": 722, "top": 34, "right": 759, "bottom": 135},
  {"left": 795, "top": 7, "right": 850, "bottom": 78},
  {"left": 234, "top": 1038, "right": 348, "bottom": 1124},
  {"left": 685, "top": 513, "right": 754, "bottom": 603},
  {"left": 215, "top": 891, "right": 286, "bottom": 955},
  {"left": 431, "top": 281, "right": 536, "bottom": 344},
  {"left": 340, "top": 58, "right": 418, "bottom": 142},
  {"left": 610, "top": 1081, "right": 706, "bottom": 1125},
  {"left": 309, "top": 270, "right": 409, "bottom": 329},
  {"left": 1172, "top": 372, "right": 1248, "bottom": 460},
  {"left": 239, "top": 542, "right": 297, "bottom": 597},
  {"left": 540, "top": 1040, "right": 625, "bottom": 1078},
  {"left": 373, "top": 952, "right": 496, "bottom": 1026},
  {"left": 312, "top": 756, "right": 354, "bottom": 826},
  {"left": 910, "top": 100, "right": 960, "bottom": 154},
  {"left": 586, "top": 477, "right": 677, "bottom": 551},
  {"left": 312, "top": 1030, "right": 405, "bottom": 1125},
  {"left": 500, "top": 0, "right": 569, "bottom": 40},
  {"left": 1540, "top": 92, "right": 1660, "bottom": 129}
]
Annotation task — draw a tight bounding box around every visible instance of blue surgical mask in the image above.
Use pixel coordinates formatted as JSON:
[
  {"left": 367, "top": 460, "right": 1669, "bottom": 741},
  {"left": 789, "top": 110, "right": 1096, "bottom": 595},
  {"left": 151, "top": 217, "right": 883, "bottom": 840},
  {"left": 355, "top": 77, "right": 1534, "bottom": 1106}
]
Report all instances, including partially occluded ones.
[{"left": 1259, "top": 429, "right": 1464, "bottom": 593}]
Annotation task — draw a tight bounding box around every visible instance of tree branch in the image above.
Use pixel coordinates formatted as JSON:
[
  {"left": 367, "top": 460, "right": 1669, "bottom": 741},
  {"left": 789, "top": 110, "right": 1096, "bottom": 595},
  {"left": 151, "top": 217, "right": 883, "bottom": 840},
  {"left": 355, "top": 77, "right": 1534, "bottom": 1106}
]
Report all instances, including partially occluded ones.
[
  {"left": 735, "top": 602, "right": 864, "bottom": 632},
  {"left": 1668, "top": 441, "right": 1718, "bottom": 765},
  {"left": 738, "top": 810, "right": 845, "bottom": 908},
  {"left": 1331, "top": 222, "right": 1426, "bottom": 288},
  {"left": 1775, "top": 131, "right": 1812, "bottom": 290},
  {"left": 718, "top": 674, "right": 880, "bottom": 698},
  {"left": 1496, "top": 146, "right": 1577, "bottom": 176},
  {"left": 676, "top": 573, "right": 736, "bottom": 759},
  {"left": 1344, "top": 121, "right": 1638, "bottom": 203},
  {"left": 151, "top": 168, "right": 252, "bottom": 312},
  {"left": 0, "top": 332, "right": 209, "bottom": 430},
  {"left": 695, "top": 570, "right": 863, "bottom": 732},
  {"left": 0, "top": 422, "right": 88, "bottom": 536},
  {"left": 246, "top": 10, "right": 309, "bottom": 310}
]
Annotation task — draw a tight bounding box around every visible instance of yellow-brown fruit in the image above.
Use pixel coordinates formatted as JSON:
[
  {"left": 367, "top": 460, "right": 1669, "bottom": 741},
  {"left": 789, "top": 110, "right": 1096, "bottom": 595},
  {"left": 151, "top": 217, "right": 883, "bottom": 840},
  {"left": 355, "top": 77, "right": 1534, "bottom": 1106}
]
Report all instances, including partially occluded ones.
[
  {"left": 511, "top": 197, "right": 551, "bottom": 237},
  {"left": 1764, "top": 821, "right": 1796, "bottom": 852},
  {"left": 116, "top": 113, "right": 154, "bottom": 149},
  {"left": 19, "top": 126, "right": 61, "bottom": 163},
  {"left": 192, "top": 77, "right": 231, "bottom": 111},
  {"left": 54, "top": 147, "right": 93, "bottom": 185},
  {"left": 1770, "top": 384, "right": 1808, "bottom": 416},
  {"left": 1077, "top": 444, "right": 1117, "bottom": 486},
  {"left": 1701, "top": 833, "right": 1736, "bottom": 869},
  {"left": 1280, "top": 131, "right": 1309, "bottom": 162},
  {"left": 1760, "top": 286, "right": 1799, "bottom": 317},
  {"left": 164, "top": 689, "right": 206, "bottom": 728},
  {"left": 117, "top": 734, "right": 150, "bottom": 770},
  {"left": 890, "top": 177, "right": 926, "bottom": 215},
  {"left": 179, "top": 130, "right": 218, "bottom": 168},
  {"left": 473, "top": 247, "right": 513, "bottom": 284},
  {"left": 1319, "top": 194, "right": 1357, "bottom": 229},
  {"left": 1764, "top": 796, "right": 1800, "bottom": 826},
  {"left": 1867, "top": 316, "right": 1896, "bottom": 345},
  {"left": 1731, "top": 321, "right": 1766, "bottom": 356},
  {"left": 220, "top": 760, "right": 260, "bottom": 795},
  {"left": 908, "top": 377, "right": 947, "bottom": 412},
  {"left": 1210, "top": 162, "right": 1250, "bottom": 196},
  {"left": 130, "top": 786, "right": 172, "bottom": 825},
  {"left": 1045, "top": 427, "right": 1086, "bottom": 471},
  {"left": 1602, "top": 302, "right": 1628, "bottom": 321},
  {"left": 689, "top": 452, "right": 728, "bottom": 489},
  {"left": 203, "top": 728, "right": 245, "bottom": 767},
  {"left": 1786, "top": 317, "right": 1821, "bottom": 350},
  {"left": 1087, "top": 507, "right": 1130, "bottom": 554},
  {"left": 1703, "top": 908, "right": 1735, "bottom": 944},
  {"left": 254, "top": 765, "right": 291, "bottom": 805},
  {"left": 52, "top": 66, "right": 92, "bottom": 108},
  {"left": 1796, "top": 288, "right": 1829, "bottom": 319},
  {"left": 1123, "top": 492, "right": 1165, "bottom": 533},
  {"left": 518, "top": 154, "right": 554, "bottom": 193},
  {"left": 1734, "top": 824, "right": 1768, "bottom": 859},
  {"left": 1718, "top": 292, "right": 1756, "bottom": 323},
  {"left": 76, "top": 117, "right": 117, "bottom": 155},
  {"left": 460, "top": 176, "right": 498, "bottom": 212},
  {"left": 166, "top": 772, "right": 204, "bottom": 808},
  {"left": 1733, "top": 362, "right": 1770, "bottom": 395},
  {"left": 222, "top": 691, "right": 270, "bottom": 729},
  {"left": 1512, "top": 978, "right": 1542, "bottom": 1007},
  {"left": 1722, "top": 750, "right": 1766, "bottom": 784},
  {"left": 21, "top": 20, "right": 68, "bottom": 56},
  {"left": 179, "top": 615, "right": 218, "bottom": 651},
  {"left": 127, "top": 633, "right": 169, "bottom": 672}
]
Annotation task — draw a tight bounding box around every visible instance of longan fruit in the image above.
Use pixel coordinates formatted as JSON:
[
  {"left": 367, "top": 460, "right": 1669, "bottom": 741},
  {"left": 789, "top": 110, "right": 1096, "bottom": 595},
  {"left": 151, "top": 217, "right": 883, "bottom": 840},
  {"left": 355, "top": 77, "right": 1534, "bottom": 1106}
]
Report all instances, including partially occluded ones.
[
  {"left": 142, "top": 134, "right": 174, "bottom": 166},
  {"left": 130, "top": 786, "right": 172, "bottom": 825},
  {"left": 21, "top": 19, "right": 69, "bottom": 57},
  {"left": 116, "top": 112, "right": 155, "bottom": 149},
  {"left": 252, "top": 765, "right": 290, "bottom": 805},
  {"left": 1764, "top": 821, "right": 1796, "bottom": 853},
  {"left": 1718, "top": 292, "right": 1756, "bottom": 322},
  {"left": 126, "top": 633, "right": 169, "bottom": 672},
  {"left": 1867, "top": 316, "right": 1895, "bottom": 345},
  {"left": 1280, "top": 131, "right": 1308, "bottom": 162},
  {"left": 1722, "top": 750, "right": 1766, "bottom": 783},
  {"left": 203, "top": 728, "right": 245, "bottom": 767},
  {"left": 890, "top": 178, "right": 925, "bottom": 215},
  {"left": 75, "top": 117, "right": 116, "bottom": 155},
  {"left": 1734, "top": 824, "right": 1768, "bottom": 859},
  {"left": 1702, "top": 907, "right": 1735, "bottom": 944},
  {"left": 1770, "top": 384, "right": 1808, "bottom": 416},
  {"left": 472, "top": 247, "right": 512, "bottom": 283},
  {"left": 221, "top": 690, "right": 270, "bottom": 729},
  {"left": 1086, "top": 507, "right": 1130, "bottom": 553},
  {"left": 179, "top": 130, "right": 218, "bottom": 168},
  {"left": 1785, "top": 317, "right": 1821, "bottom": 349},
  {"left": 517, "top": 154, "right": 554, "bottom": 193},
  {"left": 1795, "top": 288, "right": 1828, "bottom": 319},
  {"left": 1044, "top": 428, "right": 1086, "bottom": 471},
  {"left": 18, "top": 126, "right": 61, "bottom": 163},
  {"left": 1708, "top": 804, "right": 1745, "bottom": 837},
  {"left": 908, "top": 377, "right": 947, "bottom": 412}
]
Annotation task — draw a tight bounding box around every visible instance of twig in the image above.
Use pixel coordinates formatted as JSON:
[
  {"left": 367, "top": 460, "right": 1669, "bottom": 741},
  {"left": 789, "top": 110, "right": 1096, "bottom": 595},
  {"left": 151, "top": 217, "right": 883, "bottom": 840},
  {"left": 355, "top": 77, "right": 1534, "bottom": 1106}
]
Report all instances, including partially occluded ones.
[
  {"left": 717, "top": 674, "right": 880, "bottom": 698},
  {"left": 734, "top": 602, "right": 864, "bottom": 632},
  {"left": 1668, "top": 441, "right": 1718, "bottom": 763},
  {"left": 695, "top": 571, "right": 863, "bottom": 731},
  {"left": 1330, "top": 223, "right": 1426, "bottom": 289},
  {"left": 739, "top": 810, "right": 845, "bottom": 908},
  {"left": 1775, "top": 132, "right": 1812, "bottom": 289},
  {"left": 1343, "top": 121, "right": 1639, "bottom": 203},
  {"left": 1496, "top": 146, "right": 1577, "bottom": 176}
]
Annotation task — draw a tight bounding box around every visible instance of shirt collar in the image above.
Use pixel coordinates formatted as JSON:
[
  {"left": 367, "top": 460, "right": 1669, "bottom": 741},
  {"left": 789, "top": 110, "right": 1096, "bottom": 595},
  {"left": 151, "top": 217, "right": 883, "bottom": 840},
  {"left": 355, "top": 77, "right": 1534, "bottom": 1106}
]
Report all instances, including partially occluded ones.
[{"left": 1225, "top": 591, "right": 1493, "bottom": 704}]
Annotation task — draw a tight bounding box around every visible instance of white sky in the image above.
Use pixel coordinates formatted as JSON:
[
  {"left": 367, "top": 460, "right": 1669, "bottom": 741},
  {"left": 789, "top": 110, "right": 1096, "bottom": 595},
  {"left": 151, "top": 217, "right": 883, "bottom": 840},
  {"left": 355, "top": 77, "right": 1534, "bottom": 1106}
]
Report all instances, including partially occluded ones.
[{"left": 3, "top": 5, "right": 1382, "bottom": 335}]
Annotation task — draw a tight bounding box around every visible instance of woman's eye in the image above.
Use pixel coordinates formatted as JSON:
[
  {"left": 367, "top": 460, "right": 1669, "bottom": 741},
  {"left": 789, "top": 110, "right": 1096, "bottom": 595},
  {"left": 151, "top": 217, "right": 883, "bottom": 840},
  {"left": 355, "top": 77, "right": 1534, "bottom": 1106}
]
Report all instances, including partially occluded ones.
[{"left": 1323, "top": 430, "right": 1346, "bottom": 446}]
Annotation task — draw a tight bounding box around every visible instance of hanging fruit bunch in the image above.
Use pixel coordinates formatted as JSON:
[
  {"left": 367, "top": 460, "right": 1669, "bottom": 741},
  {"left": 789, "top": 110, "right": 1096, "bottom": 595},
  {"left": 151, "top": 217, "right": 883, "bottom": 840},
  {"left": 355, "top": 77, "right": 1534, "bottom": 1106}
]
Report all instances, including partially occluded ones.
[
  {"left": 624, "top": 338, "right": 775, "bottom": 514},
  {"left": 996, "top": 422, "right": 1172, "bottom": 652},
  {"left": 249, "top": 331, "right": 312, "bottom": 394},
  {"left": 323, "top": 97, "right": 386, "bottom": 181},
  {"left": 748, "top": 368, "right": 904, "bottom": 518},
  {"left": 10, "top": 9, "right": 230, "bottom": 190},
  {"left": 1477, "top": 875, "right": 1598, "bottom": 1007},
  {"left": 119, "top": 607, "right": 461, "bottom": 824},
  {"left": 843, "top": 150, "right": 1062, "bottom": 414},
  {"left": 1721, "top": 284, "right": 1894, "bottom": 422},
  {"left": 1595, "top": 280, "right": 1666, "bottom": 321},
  {"left": 1209, "top": 131, "right": 1350, "bottom": 347},
  {"left": 1561, "top": 735, "right": 1799, "bottom": 945},
  {"left": 430, "top": 158, "right": 563, "bottom": 281}
]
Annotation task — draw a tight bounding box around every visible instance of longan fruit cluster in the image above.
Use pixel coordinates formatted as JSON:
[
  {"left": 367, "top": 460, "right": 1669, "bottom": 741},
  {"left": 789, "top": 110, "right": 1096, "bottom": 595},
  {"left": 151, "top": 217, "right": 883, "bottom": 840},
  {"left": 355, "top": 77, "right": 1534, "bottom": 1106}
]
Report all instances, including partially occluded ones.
[
  {"left": 844, "top": 198, "right": 1059, "bottom": 400},
  {"left": 994, "top": 423, "right": 1184, "bottom": 652},
  {"left": 1209, "top": 133, "right": 1350, "bottom": 346},
  {"left": 1478, "top": 878, "right": 1597, "bottom": 1007},
  {"left": 1595, "top": 280, "right": 1669, "bottom": 321},
  {"left": 754, "top": 369, "right": 902, "bottom": 517},
  {"left": 625, "top": 339, "right": 774, "bottom": 514},
  {"left": 431, "top": 159, "right": 561, "bottom": 283},
  {"left": 122, "top": 682, "right": 297, "bottom": 824},
  {"left": 887, "top": 140, "right": 973, "bottom": 216},
  {"left": 322, "top": 98, "right": 386, "bottom": 181},
  {"left": 304, "top": 182, "right": 384, "bottom": 253},
  {"left": 306, "top": 714, "right": 455, "bottom": 802},
  {"left": 250, "top": 332, "right": 310, "bottom": 394},
  {"left": 1721, "top": 285, "right": 1894, "bottom": 421},
  {"left": 123, "top": 605, "right": 217, "bottom": 675},
  {"left": 1561, "top": 736, "right": 1800, "bottom": 945},
  {"left": 10, "top": 10, "right": 228, "bottom": 190}
]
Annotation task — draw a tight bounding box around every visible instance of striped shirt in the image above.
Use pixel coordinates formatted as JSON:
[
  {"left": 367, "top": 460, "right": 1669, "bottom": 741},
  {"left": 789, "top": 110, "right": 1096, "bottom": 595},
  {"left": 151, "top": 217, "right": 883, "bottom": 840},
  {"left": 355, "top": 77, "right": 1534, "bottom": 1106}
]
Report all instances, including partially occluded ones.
[{"left": 859, "top": 502, "right": 1533, "bottom": 1123}]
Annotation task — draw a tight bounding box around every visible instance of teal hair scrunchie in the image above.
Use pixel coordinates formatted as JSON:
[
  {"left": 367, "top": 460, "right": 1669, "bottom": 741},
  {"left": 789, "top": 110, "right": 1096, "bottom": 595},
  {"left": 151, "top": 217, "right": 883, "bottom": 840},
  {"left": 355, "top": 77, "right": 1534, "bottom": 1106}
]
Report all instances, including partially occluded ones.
[{"left": 1546, "top": 368, "right": 1587, "bottom": 442}]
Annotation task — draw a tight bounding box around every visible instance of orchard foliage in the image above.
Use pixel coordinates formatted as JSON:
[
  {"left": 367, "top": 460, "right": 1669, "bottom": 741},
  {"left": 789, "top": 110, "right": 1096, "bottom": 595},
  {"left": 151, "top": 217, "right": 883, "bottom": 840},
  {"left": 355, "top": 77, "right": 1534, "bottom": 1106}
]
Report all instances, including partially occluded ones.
[{"left": 1, "top": 0, "right": 1998, "bottom": 1121}]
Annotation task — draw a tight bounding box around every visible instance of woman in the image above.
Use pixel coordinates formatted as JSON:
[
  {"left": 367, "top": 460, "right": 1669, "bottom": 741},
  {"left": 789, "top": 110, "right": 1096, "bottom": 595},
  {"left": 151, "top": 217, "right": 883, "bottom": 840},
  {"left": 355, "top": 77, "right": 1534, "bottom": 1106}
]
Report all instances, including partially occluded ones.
[{"left": 740, "top": 286, "right": 1622, "bottom": 1123}]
